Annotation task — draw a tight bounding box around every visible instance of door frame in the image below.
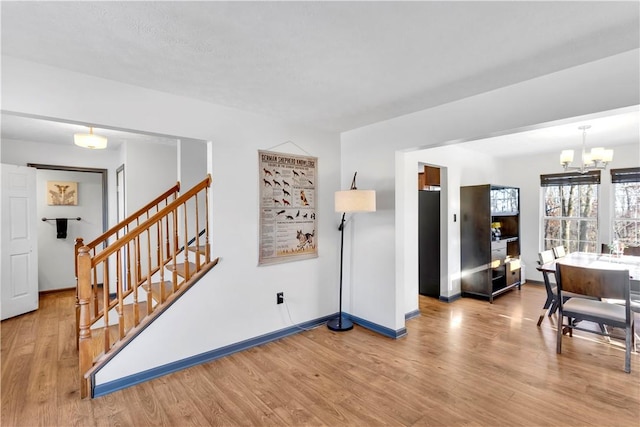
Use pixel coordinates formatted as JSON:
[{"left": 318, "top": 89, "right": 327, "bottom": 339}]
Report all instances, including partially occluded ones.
[
  {"left": 116, "top": 164, "right": 125, "bottom": 223},
  {"left": 27, "top": 163, "right": 108, "bottom": 234}
]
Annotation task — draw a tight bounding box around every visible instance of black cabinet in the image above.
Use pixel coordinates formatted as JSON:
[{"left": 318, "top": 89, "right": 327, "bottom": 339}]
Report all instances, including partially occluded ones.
[
  {"left": 460, "top": 184, "right": 521, "bottom": 302},
  {"left": 419, "top": 190, "right": 440, "bottom": 298}
]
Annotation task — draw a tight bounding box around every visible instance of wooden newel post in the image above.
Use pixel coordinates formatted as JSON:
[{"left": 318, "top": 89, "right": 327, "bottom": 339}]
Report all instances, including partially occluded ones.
[
  {"left": 74, "top": 238, "right": 84, "bottom": 350},
  {"left": 77, "top": 245, "right": 92, "bottom": 399}
]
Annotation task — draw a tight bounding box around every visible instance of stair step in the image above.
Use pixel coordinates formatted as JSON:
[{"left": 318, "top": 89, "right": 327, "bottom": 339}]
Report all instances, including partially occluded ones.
[
  {"left": 142, "top": 280, "right": 174, "bottom": 303},
  {"left": 167, "top": 262, "right": 197, "bottom": 278},
  {"left": 89, "top": 325, "right": 119, "bottom": 363},
  {"left": 88, "top": 301, "right": 148, "bottom": 361},
  {"left": 188, "top": 245, "right": 207, "bottom": 253}
]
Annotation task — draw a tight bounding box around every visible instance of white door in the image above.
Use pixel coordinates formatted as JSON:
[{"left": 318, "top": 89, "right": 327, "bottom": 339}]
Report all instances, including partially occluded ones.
[{"left": 1, "top": 164, "right": 38, "bottom": 320}]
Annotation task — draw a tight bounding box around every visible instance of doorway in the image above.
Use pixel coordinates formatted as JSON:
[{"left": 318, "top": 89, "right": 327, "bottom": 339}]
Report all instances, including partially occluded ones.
[
  {"left": 28, "top": 163, "right": 107, "bottom": 292},
  {"left": 418, "top": 164, "right": 441, "bottom": 298}
]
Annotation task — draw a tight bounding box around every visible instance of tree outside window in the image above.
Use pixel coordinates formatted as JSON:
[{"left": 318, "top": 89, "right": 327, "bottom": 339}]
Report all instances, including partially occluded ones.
[
  {"left": 541, "top": 171, "right": 600, "bottom": 253},
  {"left": 611, "top": 168, "right": 640, "bottom": 248}
]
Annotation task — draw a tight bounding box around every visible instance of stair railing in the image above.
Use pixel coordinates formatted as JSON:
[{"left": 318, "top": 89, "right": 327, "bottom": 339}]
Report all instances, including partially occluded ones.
[
  {"left": 77, "top": 175, "right": 212, "bottom": 398},
  {"left": 74, "top": 182, "right": 181, "bottom": 345}
]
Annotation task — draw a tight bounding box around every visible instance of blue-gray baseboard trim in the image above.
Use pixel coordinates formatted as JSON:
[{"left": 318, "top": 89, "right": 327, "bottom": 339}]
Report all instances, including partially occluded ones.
[
  {"left": 405, "top": 309, "right": 421, "bottom": 320},
  {"left": 93, "top": 314, "right": 335, "bottom": 398},
  {"left": 348, "top": 313, "right": 407, "bottom": 339},
  {"left": 439, "top": 293, "right": 461, "bottom": 303}
]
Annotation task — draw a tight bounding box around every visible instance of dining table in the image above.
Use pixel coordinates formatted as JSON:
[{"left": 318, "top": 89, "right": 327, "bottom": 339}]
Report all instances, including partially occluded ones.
[
  {"left": 538, "top": 251, "right": 640, "bottom": 295},
  {"left": 538, "top": 251, "right": 640, "bottom": 343}
]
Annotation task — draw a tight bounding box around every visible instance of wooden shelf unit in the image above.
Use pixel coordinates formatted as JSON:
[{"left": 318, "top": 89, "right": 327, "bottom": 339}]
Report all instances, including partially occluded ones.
[{"left": 460, "top": 184, "right": 521, "bottom": 302}]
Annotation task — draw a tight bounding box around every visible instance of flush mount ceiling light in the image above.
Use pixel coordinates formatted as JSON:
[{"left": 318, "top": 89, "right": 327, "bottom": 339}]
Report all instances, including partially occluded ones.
[
  {"left": 560, "top": 125, "right": 613, "bottom": 174},
  {"left": 74, "top": 127, "right": 107, "bottom": 149}
]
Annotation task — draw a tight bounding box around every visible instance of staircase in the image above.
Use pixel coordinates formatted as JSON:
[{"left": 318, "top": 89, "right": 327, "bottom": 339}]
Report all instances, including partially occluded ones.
[{"left": 74, "top": 175, "right": 219, "bottom": 398}]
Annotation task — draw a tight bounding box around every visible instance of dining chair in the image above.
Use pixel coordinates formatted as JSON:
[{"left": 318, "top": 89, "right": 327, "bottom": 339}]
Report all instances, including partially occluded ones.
[
  {"left": 535, "top": 250, "right": 598, "bottom": 327},
  {"left": 555, "top": 263, "right": 634, "bottom": 373},
  {"left": 630, "top": 295, "right": 640, "bottom": 352},
  {"left": 553, "top": 245, "right": 566, "bottom": 259},
  {"left": 537, "top": 250, "right": 557, "bottom": 326},
  {"left": 601, "top": 243, "right": 640, "bottom": 256}
]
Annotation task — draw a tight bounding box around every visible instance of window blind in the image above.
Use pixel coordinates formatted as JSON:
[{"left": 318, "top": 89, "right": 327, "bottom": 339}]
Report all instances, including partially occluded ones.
[
  {"left": 540, "top": 170, "right": 601, "bottom": 187},
  {"left": 610, "top": 167, "right": 640, "bottom": 183}
]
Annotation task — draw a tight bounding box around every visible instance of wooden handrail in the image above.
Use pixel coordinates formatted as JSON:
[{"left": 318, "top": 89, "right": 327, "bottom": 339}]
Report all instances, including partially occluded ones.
[
  {"left": 86, "top": 182, "right": 180, "bottom": 251},
  {"left": 77, "top": 174, "right": 213, "bottom": 398},
  {"left": 92, "top": 176, "right": 210, "bottom": 266}
]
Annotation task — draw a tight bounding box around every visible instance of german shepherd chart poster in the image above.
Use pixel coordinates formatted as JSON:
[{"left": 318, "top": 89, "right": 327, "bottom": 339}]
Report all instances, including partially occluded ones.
[{"left": 258, "top": 150, "right": 317, "bottom": 265}]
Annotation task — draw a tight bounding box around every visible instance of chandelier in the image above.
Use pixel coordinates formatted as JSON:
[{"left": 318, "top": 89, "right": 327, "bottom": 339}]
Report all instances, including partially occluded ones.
[
  {"left": 560, "top": 125, "right": 613, "bottom": 173},
  {"left": 74, "top": 127, "right": 108, "bottom": 149}
]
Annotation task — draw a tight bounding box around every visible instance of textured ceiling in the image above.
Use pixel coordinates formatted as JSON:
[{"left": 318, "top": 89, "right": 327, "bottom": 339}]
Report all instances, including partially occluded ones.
[{"left": 2, "top": 1, "right": 639, "bottom": 133}]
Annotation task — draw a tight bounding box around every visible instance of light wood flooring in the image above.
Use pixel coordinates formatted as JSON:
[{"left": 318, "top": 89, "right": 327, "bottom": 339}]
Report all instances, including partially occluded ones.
[{"left": 1, "top": 284, "right": 639, "bottom": 426}]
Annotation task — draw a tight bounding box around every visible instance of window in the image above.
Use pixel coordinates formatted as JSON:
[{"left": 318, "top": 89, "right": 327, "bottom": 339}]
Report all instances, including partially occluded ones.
[
  {"left": 611, "top": 168, "right": 640, "bottom": 247},
  {"left": 540, "top": 171, "right": 600, "bottom": 253}
]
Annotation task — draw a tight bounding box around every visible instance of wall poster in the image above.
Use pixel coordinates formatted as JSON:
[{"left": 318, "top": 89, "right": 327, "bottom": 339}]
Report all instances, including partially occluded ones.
[{"left": 258, "top": 150, "right": 317, "bottom": 265}]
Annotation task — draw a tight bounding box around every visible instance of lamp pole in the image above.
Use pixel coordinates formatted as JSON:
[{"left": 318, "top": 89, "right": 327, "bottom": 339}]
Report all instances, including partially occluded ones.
[
  {"left": 328, "top": 172, "right": 375, "bottom": 332},
  {"left": 328, "top": 211, "right": 353, "bottom": 331}
]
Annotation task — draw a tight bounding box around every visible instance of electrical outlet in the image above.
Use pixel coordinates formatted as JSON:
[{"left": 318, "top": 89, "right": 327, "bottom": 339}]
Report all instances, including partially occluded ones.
[{"left": 276, "top": 292, "right": 284, "bottom": 304}]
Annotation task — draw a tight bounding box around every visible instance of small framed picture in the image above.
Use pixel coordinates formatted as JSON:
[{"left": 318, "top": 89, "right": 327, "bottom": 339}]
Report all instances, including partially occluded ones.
[{"left": 47, "top": 181, "right": 78, "bottom": 206}]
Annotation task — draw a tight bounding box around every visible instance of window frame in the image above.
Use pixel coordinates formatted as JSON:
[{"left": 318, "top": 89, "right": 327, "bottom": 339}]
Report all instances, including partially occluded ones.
[
  {"left": 540, "top": 171, "right": 601, "bottom": 253},
  {"left": 611, "top": 167, "right": 640, "bottom": 247}
]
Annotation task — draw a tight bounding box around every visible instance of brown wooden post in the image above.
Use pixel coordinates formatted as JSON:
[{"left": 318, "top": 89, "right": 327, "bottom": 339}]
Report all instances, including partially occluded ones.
[
  {"left": 74, "top": 238, "right": 84, "bottom": 350},
  {"left": 194, "top": 193, "right": 201, "bottom": 270},
  {"left": 183, "top": 202, "right": 190, "bottom": 279},
  {"left": 77, "top": 245, "right": 93, "bottom": 399},
  {"left": 205, "top": 179, "right": 211, "bottom": 264}
]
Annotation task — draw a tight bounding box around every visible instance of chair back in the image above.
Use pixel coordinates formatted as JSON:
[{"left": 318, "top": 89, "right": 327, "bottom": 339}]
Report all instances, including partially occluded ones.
[
  {"left": 624, "top": 245, "right": 640, "bottom": 256},
  {"left": 601, "top": 243, "right": 640, "bottom": 256},
  {"left": 538, "top": 250, "right": 555, "bottom": 266},
  {"left": 553, "top": 245, "right": 566, "bottom": 259},
  {"left": 555, "top": 263, "right": 629, "bottom": 301}
]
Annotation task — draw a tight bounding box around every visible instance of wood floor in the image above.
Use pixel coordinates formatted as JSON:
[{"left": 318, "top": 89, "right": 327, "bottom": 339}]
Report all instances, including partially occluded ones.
[{"left": 2, "top": 284, "right": 639, "bottom": 426}]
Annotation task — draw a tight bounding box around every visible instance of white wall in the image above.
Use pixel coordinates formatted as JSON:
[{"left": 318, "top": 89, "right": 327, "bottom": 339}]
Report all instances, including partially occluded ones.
[
  {"left": 179, "top": 139, "right": 208, "bottom": 242},
  {"left": 1, "top": 56, "right": 341, "bottom": 385},
  {"left": 123, "top": 140, "right": 178, "bottom": 213},
  {"left": 341, "top": 49, "right": 640, "bottom": 331},
  {"left": 179, "top": 139, "right": 207, "bottom": 191}
]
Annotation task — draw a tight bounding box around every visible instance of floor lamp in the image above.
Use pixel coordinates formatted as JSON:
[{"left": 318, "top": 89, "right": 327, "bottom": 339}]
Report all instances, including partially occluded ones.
[{"left": 327, "top": 172, "right": 376, "bottom": 332}]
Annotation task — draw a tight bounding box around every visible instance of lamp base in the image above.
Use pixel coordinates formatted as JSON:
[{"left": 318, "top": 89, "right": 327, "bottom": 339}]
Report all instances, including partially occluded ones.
[{"left": 327, "top": 316, "right": 353, "bottom": 332}]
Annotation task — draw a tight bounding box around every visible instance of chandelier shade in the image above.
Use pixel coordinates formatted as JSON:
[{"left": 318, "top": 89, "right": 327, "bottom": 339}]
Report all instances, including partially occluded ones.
[
  {"left": 560, "top": 125, "right": 612, "bottom": 174},
  {"left": 74, "top": 127, "right": 107, "bottom": 149}
]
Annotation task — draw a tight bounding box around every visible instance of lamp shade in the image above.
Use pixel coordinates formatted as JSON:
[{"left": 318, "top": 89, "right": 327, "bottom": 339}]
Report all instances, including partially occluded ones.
[
  {"left": 560, "top": 150, "right": 574, "bottom": 164},
  {"left": 335, "top": 189, "right": 376, "bottom": 213},
  {"left": 74, "top": 127, "right": 107, "bottom": 149}
]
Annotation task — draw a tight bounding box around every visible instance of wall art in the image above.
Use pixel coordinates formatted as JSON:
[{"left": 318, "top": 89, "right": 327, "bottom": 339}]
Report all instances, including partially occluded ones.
[
  {"left": 258, "top": 150, "right": 317, "bottom": 265},
  {"left": 47, "top": 181, "right": 78, "bottom": 206}
]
